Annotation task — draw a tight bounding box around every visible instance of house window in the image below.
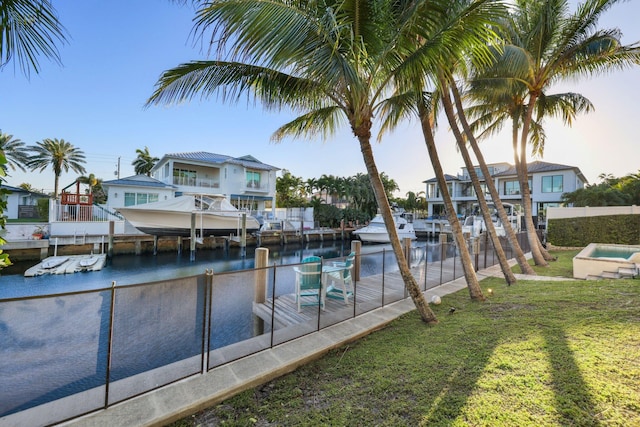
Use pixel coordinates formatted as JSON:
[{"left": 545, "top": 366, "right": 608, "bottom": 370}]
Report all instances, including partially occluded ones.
[
  {"left": 504, "top": 180, "right": 520, "bottom": 195},
  {"left": 124, "top": 192, "right": 159, "bottom": 206},
  {"left": 541, "top": 175, "right": 563, "bottom": 193},
  {"left": 173, "top": 168, "right": 196, "bottom": 186},
  {"left": 246, "top": 171, "right": 261, "bottom": 189}
]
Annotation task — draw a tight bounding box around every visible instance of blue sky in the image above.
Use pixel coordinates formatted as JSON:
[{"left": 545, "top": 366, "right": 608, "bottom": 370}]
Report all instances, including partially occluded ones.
[{"left": 1, "top": 0, "right": 639, "bottom": 197}]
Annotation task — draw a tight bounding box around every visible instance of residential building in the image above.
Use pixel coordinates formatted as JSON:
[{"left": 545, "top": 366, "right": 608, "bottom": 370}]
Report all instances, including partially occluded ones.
[
  {"left": 424, "top": 161, "right": 588, "bottom": 223},
  {"left": 149, "top": 151, "right": 280, "bottom": 216},
  {"left": 1, "top": 185, "right": 49, "bottom": 220},
  {"left": 102, "top": 175, "right": 177, "bottom": 209}
]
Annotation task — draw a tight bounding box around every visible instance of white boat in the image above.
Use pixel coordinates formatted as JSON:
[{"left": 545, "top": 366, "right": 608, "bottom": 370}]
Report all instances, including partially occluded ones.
[
  {"left": 462, "top": 202, "right": 520, "bottom": 238},
  {"left": 116, "top": 194, "right": 261, "bottom": 237},
  {"left": 353, "top": 210, "right": 417, "bottom": 243}
]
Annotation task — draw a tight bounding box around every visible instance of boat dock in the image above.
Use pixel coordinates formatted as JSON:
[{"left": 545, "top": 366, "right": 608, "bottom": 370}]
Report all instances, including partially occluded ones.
[
  {"left": 24, "top": 254, "right": 108, "bottom": 277},
  {"left": 253, "top": 257, "right": 460, "bottom": 330}
]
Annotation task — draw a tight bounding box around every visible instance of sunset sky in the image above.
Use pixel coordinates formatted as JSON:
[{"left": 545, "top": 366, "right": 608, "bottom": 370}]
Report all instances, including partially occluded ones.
[{"left": 1, "top": 0, "right": 638, "bottom": 196}]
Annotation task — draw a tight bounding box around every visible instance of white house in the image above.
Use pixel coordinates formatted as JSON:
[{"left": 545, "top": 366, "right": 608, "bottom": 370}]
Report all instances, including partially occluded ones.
[
  {"left": 102, "top": 175, "right": 177, "bottom": 209},
  {"left": 1, "top": 185, "right": 49, "bottom": 220},
  {"left": 424, "top": 161, "right": 588, "bottom": 223},
  {"left": 149, "top": 151, "right": 280, "bottom": 216}
]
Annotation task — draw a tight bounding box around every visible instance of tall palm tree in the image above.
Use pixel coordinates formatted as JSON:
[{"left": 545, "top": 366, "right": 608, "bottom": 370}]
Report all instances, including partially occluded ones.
[
  {"left": 0, "top": 131, "right": 29, "bottom": 172},
  {"left": 26, "top": 138, "right": 86, "bottom": 198},
  {"left": 132, "top": 146, "right": 159, "bottom": 176},
  {"left": 476, "top": 0, "right": 640, "bottom": 266},
  {"left": 0, "top": 0, "right": 68, "bottom": 77},
  {"left": 146, "top": 0, "right": 506, "bottom": 322}
]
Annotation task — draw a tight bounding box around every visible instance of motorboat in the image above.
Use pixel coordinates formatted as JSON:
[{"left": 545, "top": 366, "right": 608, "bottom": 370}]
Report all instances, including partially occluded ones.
[
  {"left": 462, "top": 202, "right": 520, "bottom": 238},
  {"left": 353, "top": 210, "right": 417, "bottom": 243},
  {"left": 116, "top": 194, "right": 261, "bottom": 237}
]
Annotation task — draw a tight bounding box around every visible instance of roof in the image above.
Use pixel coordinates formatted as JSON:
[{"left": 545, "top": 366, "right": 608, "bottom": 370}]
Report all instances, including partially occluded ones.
[
  {"left": 152, "top": 152, "right": 280, "bottom": 172},
  {"left": 493, "top": 161, "right": 588, "bottom": 183},
  {"left": 424, "top": 161, "right": 587, "bottom": 184},
  {"left": 102, "top": 174, "right": 176, "bottom": 189},
  {"left": 423, "top": 174, "right": 458, "bottom": 183},
  {"left": 1, "top": 185, "right": 48, "bottom": 197}
]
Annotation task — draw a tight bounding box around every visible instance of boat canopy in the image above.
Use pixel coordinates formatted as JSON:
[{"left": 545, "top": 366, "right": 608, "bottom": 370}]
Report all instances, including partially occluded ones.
[{"left": 119, "top": 195, "right": 240, "bottom": 214}]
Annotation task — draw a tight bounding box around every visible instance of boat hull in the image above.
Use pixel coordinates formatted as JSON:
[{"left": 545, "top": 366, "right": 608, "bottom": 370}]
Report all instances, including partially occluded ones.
[
  {"left": 117, "top": 207, "right": 260, "bottom": 237},
  {"left": 353, "top": 231, "right": 417, "bottom": 243}
]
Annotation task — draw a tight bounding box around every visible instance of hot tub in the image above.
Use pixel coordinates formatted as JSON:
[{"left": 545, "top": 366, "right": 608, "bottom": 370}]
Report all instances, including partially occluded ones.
[{"left": 573, "top": 243, "right": 640, "bottom": 279}]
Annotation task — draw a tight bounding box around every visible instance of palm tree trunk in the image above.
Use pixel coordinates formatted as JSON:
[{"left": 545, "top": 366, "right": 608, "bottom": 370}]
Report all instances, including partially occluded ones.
[
  {"left": 417, "top": 100, "right": 484, "bottom": 301},
  {"left": 449, "top": 81, "right": 535, "bottom": 276},
  {"left": 353, "top": 119, "right": 438, "bottom": 324},
  {"left": 439, "top": 79, "right": 517, "bottom": 285},
  {"left": 518, "top": 97, "right": 548, "bottom": 267}
]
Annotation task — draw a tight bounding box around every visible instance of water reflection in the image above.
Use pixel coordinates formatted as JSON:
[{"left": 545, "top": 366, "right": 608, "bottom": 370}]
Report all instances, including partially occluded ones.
[{"left": 0, "top": 239, "right": 451, "bottom": 299}]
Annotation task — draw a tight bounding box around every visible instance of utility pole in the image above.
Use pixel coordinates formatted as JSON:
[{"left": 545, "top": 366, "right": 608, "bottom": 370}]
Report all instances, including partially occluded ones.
[{"left": 115, "top": 156, "right": 121, "bottom": 179}]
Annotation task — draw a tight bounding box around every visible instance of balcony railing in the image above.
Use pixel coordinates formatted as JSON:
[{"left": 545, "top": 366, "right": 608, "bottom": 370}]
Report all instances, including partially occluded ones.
[{"left": 172, "top": 176, "right": 220, "bottom": 188}]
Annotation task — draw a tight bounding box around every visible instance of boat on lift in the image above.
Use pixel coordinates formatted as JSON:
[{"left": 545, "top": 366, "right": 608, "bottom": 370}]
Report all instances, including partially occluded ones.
[{"left": 116, "top": 194, "right": 260, "bottom": 237}]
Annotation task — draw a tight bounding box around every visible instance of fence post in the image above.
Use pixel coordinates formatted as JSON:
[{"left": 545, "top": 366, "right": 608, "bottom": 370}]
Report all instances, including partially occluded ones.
[
  {"left": 253, "top": 248, "right": 269, "bottom": 336},
  {"left": 351, "top": 240, "right": 361, "bottom": 281}
]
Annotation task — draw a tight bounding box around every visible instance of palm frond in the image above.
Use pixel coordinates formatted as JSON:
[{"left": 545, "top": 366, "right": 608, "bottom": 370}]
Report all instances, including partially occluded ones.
[{"left": 271, "top": 106, "right": 345, "bottom": 142}]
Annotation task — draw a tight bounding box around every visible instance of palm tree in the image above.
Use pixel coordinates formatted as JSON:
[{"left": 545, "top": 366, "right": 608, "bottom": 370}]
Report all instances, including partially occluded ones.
[
  {"left": 476, "top": 0, "right": 640, "bottom": 266},
  {"left": 26, "top": 138, "right": 86, "bottom": 199},
  {"left": 0, "top": 131, "right": 29, "bottom": 173},
  {"left": 132, "top": 146, "right": 159, "bottom": 176},
  {"left": 0, "top": 0, "right": 68, "bottom": 77},
  {"left": 146, "top": 0, "right": 502, "bottom": 323}
]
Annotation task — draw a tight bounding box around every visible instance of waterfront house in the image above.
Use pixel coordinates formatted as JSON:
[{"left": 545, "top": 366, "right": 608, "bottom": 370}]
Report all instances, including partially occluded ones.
[
  {"left": 149, "top": 151, "right": 280, "bottom": 217},
  {"left": 424, "top": 161, "right": 588, "bottom": 224},
  {"left": 101, "top": 174, "right": 177, "bottom": 209}
]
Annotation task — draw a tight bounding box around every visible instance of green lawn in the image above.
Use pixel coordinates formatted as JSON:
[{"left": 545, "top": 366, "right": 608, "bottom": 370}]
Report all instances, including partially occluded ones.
[{"left": 171, "top": 250, "right": 640, "bottom": 426}]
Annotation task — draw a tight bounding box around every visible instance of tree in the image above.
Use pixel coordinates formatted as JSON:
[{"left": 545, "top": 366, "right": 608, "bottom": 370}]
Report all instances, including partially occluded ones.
[
  {"left": 77, "top": 173, "right": 107, "bottom": 204},
  {"left": 0, "top": 0, "right": 68, "bottom": 77},
  {"left": 476, "top": 0, "right": 640, "bottom": 266},
  {"left": 275, "top": 170, "right": 306, "bottom": 208},
  {"left": 132, "top": 146, "right": 159, "bottom": 176},
  {"left": 0, "top": 152, "right": 12, "bottom": 269},
  {"left": 145, "top": 0, "right": 482, "bottom": 323},
  {"left": 26, "top": 138, "right": 86, "bottom": 199},
  {"left": 0, "top": 131, "right": 29, "bottom": 172}
]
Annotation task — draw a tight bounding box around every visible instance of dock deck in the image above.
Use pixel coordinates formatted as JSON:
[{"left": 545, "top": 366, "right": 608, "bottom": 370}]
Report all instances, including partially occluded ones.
[{"left": 253, "top": 256, "right": 463, "bottom": 329}]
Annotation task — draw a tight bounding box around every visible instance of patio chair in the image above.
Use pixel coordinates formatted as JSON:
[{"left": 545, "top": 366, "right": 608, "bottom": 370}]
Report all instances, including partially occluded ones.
[
  {"left": 326, "top": 252, "right": 355, "bottom": 304},
  {"left": 294, "top": 256, "right": 324, "bottom": 312}
]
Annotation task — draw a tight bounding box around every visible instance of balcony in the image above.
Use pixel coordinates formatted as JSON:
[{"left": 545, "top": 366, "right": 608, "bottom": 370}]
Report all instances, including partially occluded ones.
[
  {"left": 172, "top": 176, "right": 220, "bottom": 189},
  {"left": 244, "top": 180, "right": 268, "bottom": 193}
]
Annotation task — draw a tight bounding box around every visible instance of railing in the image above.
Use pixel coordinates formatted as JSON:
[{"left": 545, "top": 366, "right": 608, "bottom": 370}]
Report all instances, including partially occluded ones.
[
  {"left": 0, "top": 234, "right": 529, "bottom": 426},
  {"left": 172, "top": 176, "right": 220, "bottom": 188},
  {"left": 53, "top": 203, "right": 122, "bottom": 222}
]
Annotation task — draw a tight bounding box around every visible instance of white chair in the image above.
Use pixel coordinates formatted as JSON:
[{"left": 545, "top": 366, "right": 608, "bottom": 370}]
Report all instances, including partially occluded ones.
[{"left": 326, "top": 252, "right": 355, "bottom": 304}]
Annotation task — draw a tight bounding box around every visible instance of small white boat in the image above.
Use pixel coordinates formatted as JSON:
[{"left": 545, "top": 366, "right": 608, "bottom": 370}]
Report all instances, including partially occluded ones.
[
  {"left": 353, "top": 209, "right": 417, "bottom": 243},
  {"left": 117, "top": 194, "right": 260, "bottom": 237},
  {"left": 40, "top": 256, "right": 69, "bottom": 270}
]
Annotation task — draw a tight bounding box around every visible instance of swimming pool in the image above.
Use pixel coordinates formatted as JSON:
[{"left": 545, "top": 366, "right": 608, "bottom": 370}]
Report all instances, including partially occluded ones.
[{"left": 573, "top": 243, "right": 640, "bottom": 279}]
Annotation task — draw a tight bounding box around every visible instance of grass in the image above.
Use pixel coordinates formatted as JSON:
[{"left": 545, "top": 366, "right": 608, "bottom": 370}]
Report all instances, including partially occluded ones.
[{"left": 170, "top": 250, "right": 639, "bottom": 426}]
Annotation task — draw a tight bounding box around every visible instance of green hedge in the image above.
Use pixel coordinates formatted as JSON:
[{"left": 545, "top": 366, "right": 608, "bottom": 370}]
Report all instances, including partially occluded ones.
[{"left": 547, "top": 214, "right": 640, "bottom": 247}]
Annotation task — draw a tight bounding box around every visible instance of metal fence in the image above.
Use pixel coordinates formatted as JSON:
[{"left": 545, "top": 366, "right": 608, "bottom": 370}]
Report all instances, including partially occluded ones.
[{"left": 0, "top": 233, "right": 530, "bottom": 426}]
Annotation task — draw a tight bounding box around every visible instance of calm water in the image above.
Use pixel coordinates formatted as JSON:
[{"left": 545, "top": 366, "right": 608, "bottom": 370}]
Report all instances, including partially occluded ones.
[
  {"left": 1, "top": 239, "right": 450, "bottom": 419},
  {"left": 0, "top": 239, "right": 442, "bottom": 299}
]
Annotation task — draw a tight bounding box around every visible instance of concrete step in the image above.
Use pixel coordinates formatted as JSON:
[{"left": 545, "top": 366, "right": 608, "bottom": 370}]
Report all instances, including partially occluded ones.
[
  {"left": 601, "top": 271, "right": 622, "bottom": 279},
  {"left": 617, "top": 267, "right": 637, "bottom": 278}
]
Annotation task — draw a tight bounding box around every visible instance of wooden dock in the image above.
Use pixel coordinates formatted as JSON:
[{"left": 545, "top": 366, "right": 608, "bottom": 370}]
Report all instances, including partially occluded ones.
[{"left": 253, "top": 256, "right": 464, "bottom": 330}]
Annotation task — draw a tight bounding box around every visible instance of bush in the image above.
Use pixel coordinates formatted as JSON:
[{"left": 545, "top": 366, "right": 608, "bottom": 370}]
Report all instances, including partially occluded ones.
[{"left": 37, "top": 198, "right": 49, "bottom": 220}]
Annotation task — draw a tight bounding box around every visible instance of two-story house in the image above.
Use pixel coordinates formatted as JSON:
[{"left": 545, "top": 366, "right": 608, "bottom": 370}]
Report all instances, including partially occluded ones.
[
  {"left": 149, "top": 151, "right": 280, "bottom": 216},
  {"left": 424, "top": 161, "right": 587, "bottom": 223}
]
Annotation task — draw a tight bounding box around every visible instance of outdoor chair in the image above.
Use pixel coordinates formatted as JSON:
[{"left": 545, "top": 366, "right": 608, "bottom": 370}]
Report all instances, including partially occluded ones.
[
  {"left": 294, "top": 256, "right": 324, "bottom": 312},
  {"left": 326, "top": 252, "right": 355, "bottom": 304}
]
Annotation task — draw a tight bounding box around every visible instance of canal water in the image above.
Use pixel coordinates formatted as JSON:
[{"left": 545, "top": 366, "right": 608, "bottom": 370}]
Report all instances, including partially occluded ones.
[
  {"left": 1, "top": 238, "right": 453, "bottom": 419},
  {"left": 0, "top": 239, "right": 444, "bottom": 299}
]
